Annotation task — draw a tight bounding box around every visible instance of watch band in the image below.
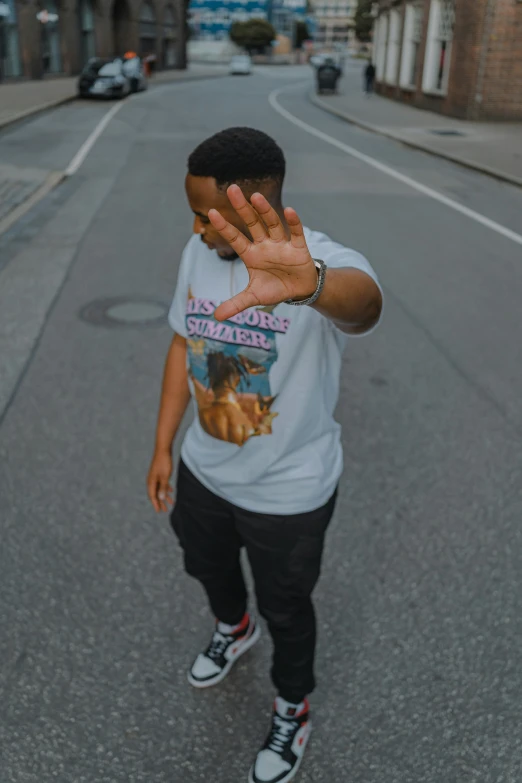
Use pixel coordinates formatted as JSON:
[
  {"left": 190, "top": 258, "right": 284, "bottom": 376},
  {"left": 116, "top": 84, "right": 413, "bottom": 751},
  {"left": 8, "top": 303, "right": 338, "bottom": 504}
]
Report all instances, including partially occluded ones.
[{"left": 285, "top": 258, "right": 327, "bottom": 306}]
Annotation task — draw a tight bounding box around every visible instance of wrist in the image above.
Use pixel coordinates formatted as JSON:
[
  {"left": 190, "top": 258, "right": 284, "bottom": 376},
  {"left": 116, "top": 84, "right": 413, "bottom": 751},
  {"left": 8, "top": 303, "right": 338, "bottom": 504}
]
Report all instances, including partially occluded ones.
[
  {"left": 154, "top": 441, "right": 173, "bottom": 457},
  {"left": 285, "top": 259, "right": 327, "bottom": 307}
]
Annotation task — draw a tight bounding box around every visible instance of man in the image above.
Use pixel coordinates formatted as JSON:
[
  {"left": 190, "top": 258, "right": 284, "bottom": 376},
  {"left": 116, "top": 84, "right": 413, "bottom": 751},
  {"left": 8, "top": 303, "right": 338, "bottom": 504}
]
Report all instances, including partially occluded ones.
[
  {"left": 147, "top": 127, "right": 382, "bottom": 783},
  {"left": 364, "top": 60, "right": 376, "bottom": 95}
]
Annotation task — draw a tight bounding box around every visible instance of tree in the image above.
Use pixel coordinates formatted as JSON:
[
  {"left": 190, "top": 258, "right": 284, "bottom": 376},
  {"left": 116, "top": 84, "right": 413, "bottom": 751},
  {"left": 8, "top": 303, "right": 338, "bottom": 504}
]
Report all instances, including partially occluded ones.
[
  {"left": 295, "top": 20, "right": 310, "bottom": 50},
  {"left": 354, "top": 0, "right": 374, "bottom": 43},
  {"left": 230, "top": 19, "right": 277, "bottom": 54}
]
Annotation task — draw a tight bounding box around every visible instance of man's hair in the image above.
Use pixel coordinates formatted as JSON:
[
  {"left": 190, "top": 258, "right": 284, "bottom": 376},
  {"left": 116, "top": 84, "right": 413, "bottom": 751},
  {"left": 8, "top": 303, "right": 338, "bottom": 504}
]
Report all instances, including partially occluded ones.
[{"left": 188, "top": 127, "right": 286, "bottom": 191}]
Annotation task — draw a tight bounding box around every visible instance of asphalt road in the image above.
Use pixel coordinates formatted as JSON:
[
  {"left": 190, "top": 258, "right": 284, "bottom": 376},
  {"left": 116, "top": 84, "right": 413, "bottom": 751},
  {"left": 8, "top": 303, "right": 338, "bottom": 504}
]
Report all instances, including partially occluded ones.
[{"left": 1, "top": 64, "right": 522, "bottom": 783}]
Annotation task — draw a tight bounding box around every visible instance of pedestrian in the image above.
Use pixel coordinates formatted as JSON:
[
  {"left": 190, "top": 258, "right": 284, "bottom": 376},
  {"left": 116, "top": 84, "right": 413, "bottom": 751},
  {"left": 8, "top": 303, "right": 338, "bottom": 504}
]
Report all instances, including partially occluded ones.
[
  {"left": 364, "top": 60, "right": 376, "bottom": 95},
  {"left": 147, "top": 127, "right": 383, "bottom": 783}
]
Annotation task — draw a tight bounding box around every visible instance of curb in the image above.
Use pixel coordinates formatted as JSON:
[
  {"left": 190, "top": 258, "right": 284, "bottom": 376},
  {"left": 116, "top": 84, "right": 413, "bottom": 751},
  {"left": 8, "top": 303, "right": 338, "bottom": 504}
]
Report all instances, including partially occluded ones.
[
  {"left": 309, "top": 90, "right": 522, "bottom": 190},
  {"left": 0, "top": 96, "right": 75, "bottom": 132},
  {"left": 0, "top": 71, "right": 226, "bottom": 133}
]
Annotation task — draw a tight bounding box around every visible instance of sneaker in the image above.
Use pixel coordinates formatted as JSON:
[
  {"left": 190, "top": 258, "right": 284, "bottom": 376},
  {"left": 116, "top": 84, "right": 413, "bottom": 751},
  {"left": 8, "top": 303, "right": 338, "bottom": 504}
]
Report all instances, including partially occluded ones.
[
  {"left": 188, "top": 614, "right": 260, "bottom": 689},
  {"left": 249, "top": 698, "right": 312, "bottom": 783}
]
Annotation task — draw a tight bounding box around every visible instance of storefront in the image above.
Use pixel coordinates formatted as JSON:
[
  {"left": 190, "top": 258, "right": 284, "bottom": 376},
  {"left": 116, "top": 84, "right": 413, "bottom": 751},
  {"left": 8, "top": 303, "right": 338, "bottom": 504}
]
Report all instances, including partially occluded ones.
[
  {"left": 9, "top": 0, "right": 186, "bottom": 80},
  {"left": 0, "top": 0, "right": 22, "bottom": 79}
]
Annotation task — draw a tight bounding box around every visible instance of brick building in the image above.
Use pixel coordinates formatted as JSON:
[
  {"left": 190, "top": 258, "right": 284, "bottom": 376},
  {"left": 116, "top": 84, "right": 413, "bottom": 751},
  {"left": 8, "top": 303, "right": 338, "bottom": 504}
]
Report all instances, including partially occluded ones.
[
  {"left": 0, "top": 0, "right": 186, "bottom": 81},
  {"left": 372, "top": 0, "right": 522, "bottom": 120}
]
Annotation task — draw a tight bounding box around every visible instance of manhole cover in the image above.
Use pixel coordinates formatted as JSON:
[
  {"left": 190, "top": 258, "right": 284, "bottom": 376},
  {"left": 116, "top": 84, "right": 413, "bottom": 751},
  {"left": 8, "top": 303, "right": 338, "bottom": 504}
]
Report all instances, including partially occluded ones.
[
  {"left": 429, "top": 129, "right": 466, "bottom": 137},
  {"left": 79, "top": 297, "right": 169, "bottom": 328}
]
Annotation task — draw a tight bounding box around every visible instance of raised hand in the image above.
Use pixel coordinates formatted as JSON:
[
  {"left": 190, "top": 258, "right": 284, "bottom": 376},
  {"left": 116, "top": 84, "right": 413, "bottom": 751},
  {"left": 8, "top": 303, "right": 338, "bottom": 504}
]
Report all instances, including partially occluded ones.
[{"left": 209, "top": 185, "right": 318, "bottom": 322}]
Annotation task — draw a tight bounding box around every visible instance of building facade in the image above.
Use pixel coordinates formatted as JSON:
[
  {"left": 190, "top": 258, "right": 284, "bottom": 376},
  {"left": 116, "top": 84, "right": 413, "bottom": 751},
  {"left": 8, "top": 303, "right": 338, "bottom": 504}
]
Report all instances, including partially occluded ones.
[
  {"left": 373, "top": 0, "right": 522, "bottom": 120},
  {"left": 187, "top": 0, "right": 308, "bottom": 45},
  {"left": 312, "top": 0, "right": 356, "bottom": 48},
  {"left": 188, "top": 0, "right": 269, "bottom": 41},
  {"left": 0, "top": 0, "right": 186, "bottom": 81},
  {"left": 271, "top": 0, "right": 308, "bottom": 46}
]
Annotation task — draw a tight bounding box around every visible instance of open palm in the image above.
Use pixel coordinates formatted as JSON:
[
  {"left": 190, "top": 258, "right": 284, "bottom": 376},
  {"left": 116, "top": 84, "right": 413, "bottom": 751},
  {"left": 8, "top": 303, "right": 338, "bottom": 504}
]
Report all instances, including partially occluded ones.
[{"left": 209, "top": 185, "right": 318, "bottom": 322}]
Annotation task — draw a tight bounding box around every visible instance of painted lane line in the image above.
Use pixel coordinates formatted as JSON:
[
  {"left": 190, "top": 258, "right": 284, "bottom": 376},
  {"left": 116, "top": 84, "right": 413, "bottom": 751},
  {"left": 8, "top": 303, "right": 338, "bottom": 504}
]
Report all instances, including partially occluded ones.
[
  {"left": 269, "top": 84, "right": 522, "bottom": 248},
  {"left": 65, "top": 101, "right": 124, "bottom": 177}
]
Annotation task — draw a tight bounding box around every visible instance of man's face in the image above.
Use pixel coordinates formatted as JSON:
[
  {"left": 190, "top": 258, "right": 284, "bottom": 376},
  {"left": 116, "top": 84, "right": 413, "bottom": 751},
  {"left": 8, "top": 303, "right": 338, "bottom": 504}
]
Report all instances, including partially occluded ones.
[{"left": 185, "top": 174, "right": 250, "bottom": 261}]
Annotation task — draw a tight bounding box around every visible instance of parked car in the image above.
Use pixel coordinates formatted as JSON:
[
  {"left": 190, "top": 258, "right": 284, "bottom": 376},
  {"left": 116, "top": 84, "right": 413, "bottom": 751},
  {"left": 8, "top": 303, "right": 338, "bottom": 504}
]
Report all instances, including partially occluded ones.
[
  {"left": 229, "top": 55, "right": 252, "bottom": 75},
  {"left": 78, "top": 57, "right": 147, "bottom": 99}
]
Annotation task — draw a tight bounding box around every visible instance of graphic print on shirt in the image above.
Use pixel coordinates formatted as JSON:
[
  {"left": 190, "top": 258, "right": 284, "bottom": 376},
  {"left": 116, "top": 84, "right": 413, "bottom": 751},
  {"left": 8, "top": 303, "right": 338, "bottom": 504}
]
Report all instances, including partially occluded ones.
[{"left": 185, "top": 287, "right": 291, "bottom": 446}]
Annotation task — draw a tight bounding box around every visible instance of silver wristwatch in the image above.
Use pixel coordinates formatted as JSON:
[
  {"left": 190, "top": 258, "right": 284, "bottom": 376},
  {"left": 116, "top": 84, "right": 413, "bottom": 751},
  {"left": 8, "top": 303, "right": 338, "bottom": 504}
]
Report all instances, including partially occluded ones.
[{"left": 285, "top": 258, "right": 327, "bottom": 306}]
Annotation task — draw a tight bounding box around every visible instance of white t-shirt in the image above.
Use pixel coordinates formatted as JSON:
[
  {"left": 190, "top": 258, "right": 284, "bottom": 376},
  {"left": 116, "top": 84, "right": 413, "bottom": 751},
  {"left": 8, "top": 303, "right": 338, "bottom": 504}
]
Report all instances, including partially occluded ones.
[{"left": 168, "top": 228, "right": 381, "bottom": 515}]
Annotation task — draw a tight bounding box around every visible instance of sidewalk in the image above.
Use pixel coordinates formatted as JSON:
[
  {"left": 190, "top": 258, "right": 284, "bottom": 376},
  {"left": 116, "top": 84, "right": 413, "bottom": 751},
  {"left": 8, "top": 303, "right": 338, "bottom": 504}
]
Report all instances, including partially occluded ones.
[
  {"left": 0, "top": 64, "right": 227, "bottom": 131},
  {"left": 311, "top": 62, "right": 522, "bottom": 188}
]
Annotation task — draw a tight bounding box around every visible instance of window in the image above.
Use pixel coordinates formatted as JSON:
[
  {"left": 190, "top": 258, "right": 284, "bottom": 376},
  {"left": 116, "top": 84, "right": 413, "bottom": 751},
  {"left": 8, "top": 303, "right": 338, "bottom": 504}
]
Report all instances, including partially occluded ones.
[
  {"left": 422, "top": 0, "right": 455, "bottom": 94},
  {"left": 79, "top": 0, "right": 96, "bottom": 65},
  {"left": 39, "top": 0, "right": 62, "bottom": 74},
  {"left": 375, "top": 13, "right": 388, "bottom": 82},
  {"left": 399, "top": 1, "right": 423, "bottom": 88},
  {"left": 163, "top": 4, "right": 177, "bottom": 67},
  {"left": 139, "top": 1, "right": 156, "bottom": 56},
  {"left": 0, "top": 0, "right": 22, "bottom": 78},
  {"left": 385, "top": 9, "right": 400, "bottom": 84}
]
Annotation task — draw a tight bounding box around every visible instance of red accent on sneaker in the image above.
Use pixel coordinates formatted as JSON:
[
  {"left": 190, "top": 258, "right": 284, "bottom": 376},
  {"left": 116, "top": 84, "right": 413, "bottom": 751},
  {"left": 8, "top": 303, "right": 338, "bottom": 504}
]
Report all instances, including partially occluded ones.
[
  {"left": 273, "top": 698, "right": 310, "bottom": 718},
  {"left": 216, "top": 613, "right": 250, "bottom": 637},
  {"left": 296, "top": 700, "right": 310, "bottom": 718},
  {"left": 298, "top": 737, "right": 304, "bottom": 746},
  {"left": 231, "top": 613, "right": 250, "bottom": 635}
]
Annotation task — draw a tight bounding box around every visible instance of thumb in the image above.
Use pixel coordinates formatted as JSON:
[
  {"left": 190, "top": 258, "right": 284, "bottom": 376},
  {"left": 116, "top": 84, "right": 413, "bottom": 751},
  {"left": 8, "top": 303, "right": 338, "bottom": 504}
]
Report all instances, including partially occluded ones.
[{"left": 214, "top": 287, "right": 260, "bottom": 322}]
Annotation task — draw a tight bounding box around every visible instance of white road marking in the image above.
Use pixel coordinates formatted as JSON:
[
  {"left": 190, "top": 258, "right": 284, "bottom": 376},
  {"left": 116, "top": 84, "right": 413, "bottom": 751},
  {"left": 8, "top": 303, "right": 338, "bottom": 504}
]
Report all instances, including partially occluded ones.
[
  {"left": 65, "top": 101, "right": 124, "bottom": 177},
  {"left": 269, "top": 84, "right": 522, "bottom": 248}
]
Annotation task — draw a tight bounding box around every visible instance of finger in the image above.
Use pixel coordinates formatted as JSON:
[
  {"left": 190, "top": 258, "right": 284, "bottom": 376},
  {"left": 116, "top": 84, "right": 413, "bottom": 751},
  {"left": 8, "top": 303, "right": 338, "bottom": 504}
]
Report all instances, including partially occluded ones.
[
  {"left": 284, "top": 207, "right": 307, "bottom": 250},
  {"left": 208, "top": 209, "right": 251, "bottom": 257},
  {"left": 157, "top": 491, "right": 170, "bottom": 513},
  {"left": 214, "top": 287, "right": 261, "bottom": 322},
  {"left": 148, "top": 480, "right": 160, "bottom": 513},
  {"left": 160, "top": 489, "right": 175, "bottom": 509},
  {"left": 251, "top": 192, "right": 286, "bottom": 242},
  {"left": 158, "top": 479, "right": 173, "bottom": 510},
  {"left": 227, "top": 185, "right": 267, "bottom": 243}
]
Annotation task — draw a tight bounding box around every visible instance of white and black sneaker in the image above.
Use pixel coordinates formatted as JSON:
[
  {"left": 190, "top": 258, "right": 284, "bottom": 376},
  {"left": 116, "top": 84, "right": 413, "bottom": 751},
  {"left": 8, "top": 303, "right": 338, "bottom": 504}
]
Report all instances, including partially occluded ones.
[
  {"left": 188, "top": 613, "right": 261, "bottom": 689},
  {"left": 249, "top": 697, "right": 312, "bottom": 783}
]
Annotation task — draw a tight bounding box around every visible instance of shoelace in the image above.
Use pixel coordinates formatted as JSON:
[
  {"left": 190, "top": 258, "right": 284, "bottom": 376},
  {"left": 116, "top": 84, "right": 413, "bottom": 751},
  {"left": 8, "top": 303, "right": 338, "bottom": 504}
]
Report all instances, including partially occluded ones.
[
  {"left": 206, "top": 631, "right": 233, "bottom": 661},
  {"left": 267, "top": 715, "right": 298, "bottom": 754}
]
